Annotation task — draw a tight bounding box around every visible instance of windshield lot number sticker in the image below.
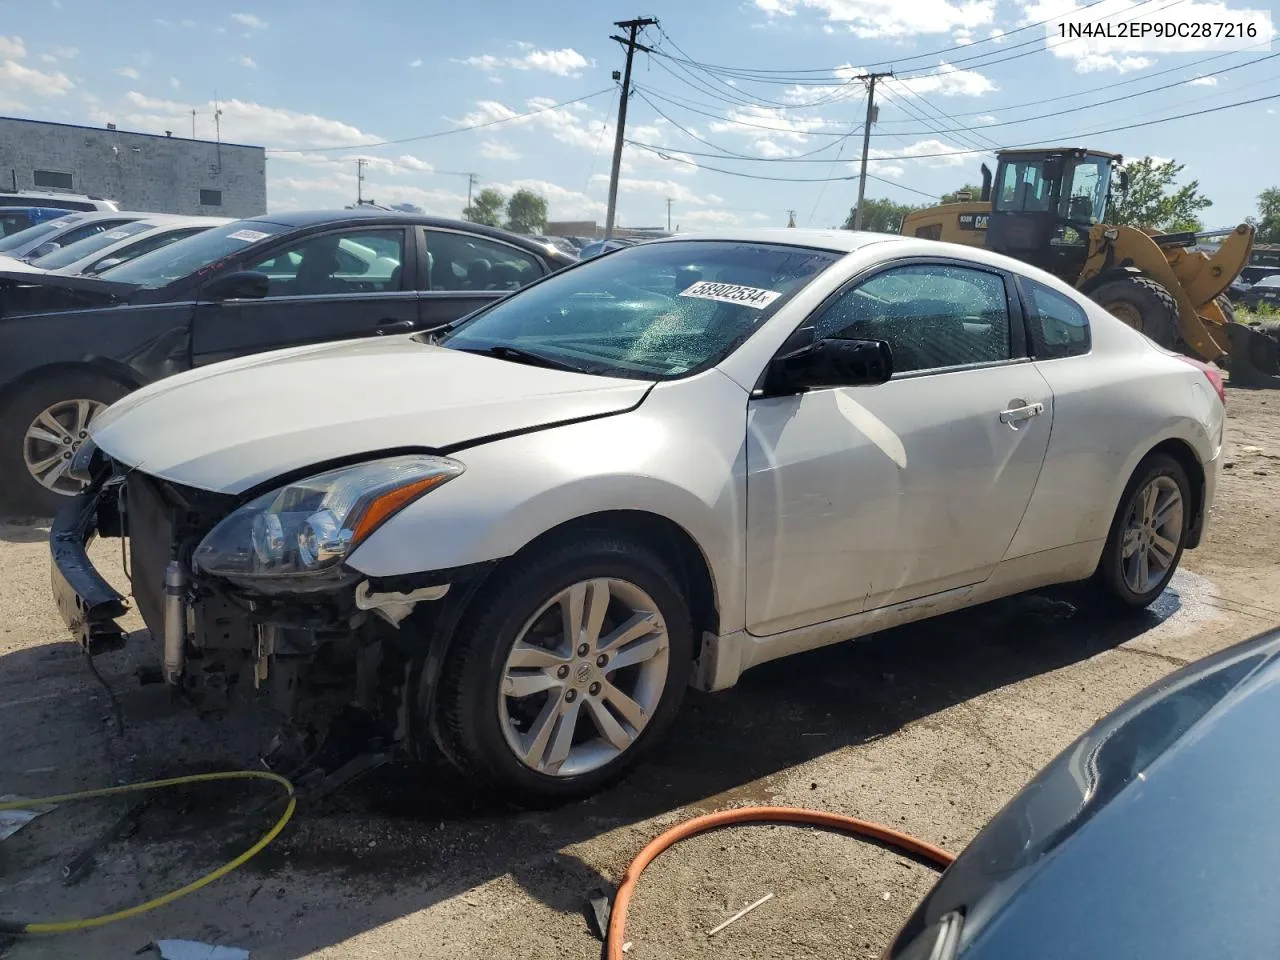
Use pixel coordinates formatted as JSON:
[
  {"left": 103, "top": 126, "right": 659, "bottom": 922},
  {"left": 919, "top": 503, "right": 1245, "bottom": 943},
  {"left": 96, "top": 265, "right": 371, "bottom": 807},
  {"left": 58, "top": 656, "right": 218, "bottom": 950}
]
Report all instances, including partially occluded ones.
[
  {"left": 227, "top": 229, "right": 270, "bottom": 243},
  {"left": 679, "top": 281, "right": 780, "bottom": 310}
]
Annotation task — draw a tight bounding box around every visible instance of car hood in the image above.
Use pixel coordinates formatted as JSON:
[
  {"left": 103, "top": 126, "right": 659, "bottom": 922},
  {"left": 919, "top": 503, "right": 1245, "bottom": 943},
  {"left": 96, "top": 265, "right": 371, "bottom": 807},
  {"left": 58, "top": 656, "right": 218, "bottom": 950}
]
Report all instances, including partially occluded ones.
[{"left": 89, "top": 335, "right": 653, "bottom": 495}]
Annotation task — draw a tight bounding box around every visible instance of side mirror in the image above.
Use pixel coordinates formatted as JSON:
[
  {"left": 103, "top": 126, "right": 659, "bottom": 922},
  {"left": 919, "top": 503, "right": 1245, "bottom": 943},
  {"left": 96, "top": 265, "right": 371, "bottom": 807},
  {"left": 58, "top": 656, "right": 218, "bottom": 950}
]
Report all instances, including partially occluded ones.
[
  {"left": 765, "top": 337, "right": 893, "bottom": 395},
  {"left": 90, "top": 256, "right": 125, "bottom": 274},
  {"left": 201, "top": 270, "right": 269, "bottom": 301}
]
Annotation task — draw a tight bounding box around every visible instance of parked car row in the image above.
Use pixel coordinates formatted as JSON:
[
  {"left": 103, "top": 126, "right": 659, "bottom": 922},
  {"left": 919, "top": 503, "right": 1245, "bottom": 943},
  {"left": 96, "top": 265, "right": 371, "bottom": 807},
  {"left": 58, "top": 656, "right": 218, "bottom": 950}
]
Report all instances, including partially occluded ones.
[
  {"left": 0, "top": 209, "right": 577, "bottom": 512},
  {"left": 0, "top": 206, "right": 71, "bottom": 239},
  {"left": 49, "top": 228, "right": 1224, "bottom": 804}
]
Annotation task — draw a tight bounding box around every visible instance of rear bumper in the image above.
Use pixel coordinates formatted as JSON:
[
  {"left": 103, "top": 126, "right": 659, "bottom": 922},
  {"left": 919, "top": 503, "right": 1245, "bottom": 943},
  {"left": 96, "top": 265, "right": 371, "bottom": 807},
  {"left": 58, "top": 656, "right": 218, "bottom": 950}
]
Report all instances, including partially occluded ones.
[{"left": 49, "top": 481, "right": 128, "bottom": 654}]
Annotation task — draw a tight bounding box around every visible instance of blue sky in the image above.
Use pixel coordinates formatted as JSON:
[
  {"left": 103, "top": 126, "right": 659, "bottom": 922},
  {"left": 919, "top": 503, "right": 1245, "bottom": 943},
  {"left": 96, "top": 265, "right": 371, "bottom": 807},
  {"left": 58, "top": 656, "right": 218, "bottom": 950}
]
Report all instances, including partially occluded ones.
[{"left": 0, "top": 0, "right": 1276, "bottom": 230}]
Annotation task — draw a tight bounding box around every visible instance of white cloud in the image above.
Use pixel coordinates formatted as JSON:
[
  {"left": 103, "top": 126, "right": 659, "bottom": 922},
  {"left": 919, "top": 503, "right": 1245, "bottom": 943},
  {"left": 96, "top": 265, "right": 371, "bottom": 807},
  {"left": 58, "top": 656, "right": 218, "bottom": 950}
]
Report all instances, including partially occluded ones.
[
  {"left": 480, "top": 140, "right": 521, "bottom": 160},
  {"left": 1028, "top": 0, "right": 1275, "bottom": 73},
  {"left": 393, "top": 154, "right": 432, "bottom": 172},
  {"left": 988, "top": 27, "right": 1006, "bottom": 42},
  {"left": 484, "top": 178, "right": 606, "bottom": 220},
  {"left": 0, "top": 58, "right": 74, "bottom": 96},
  {"left": 115, "top": 91, "right": 382, "bottom": 150},
  {"left": 169, "top": 76, "right": 180, "bottom": 90},
  {"left": 753, "top": 0, "right": 997, "bottom": 38},
  {"left": 410, "top": 58, "right": 423, "bottom": 67},
  {"left": 710, "top": 104, "right": 839, "bottom": 143},
  {"left": 781, "top": 61, "right": 994, "bottom": 107},
  {"left": 456, "top": 45, "right": 592, "bottom": 77},
  {"left": 234, "top": 55, "right": 257, "bottom": 69},
  {"left": 1188, "top": 75, "right": 1217, "bottom": 86},
  {"left": 0, "top": 36, "right": 26, "bottom": 59},
  {"left": 590, "top": 174, "right": 722, "bottom": 206},
  {"left": 865, "top": 137, "right": 970, "bottom": 175},
  {"left": 114, "top": 66, "right": 140, "bottom": 79},
  {"left": 976, "top": 113, "right": 997, "bottom": 123},
  {"left": 953, "top": 30, "right": 975, "bottom": 44},
  {"left": 679, "top": 209, "right": 742, "bottom": 225},
  {"left": 231, "top": 12, "right": 268, "bottom": 29}
]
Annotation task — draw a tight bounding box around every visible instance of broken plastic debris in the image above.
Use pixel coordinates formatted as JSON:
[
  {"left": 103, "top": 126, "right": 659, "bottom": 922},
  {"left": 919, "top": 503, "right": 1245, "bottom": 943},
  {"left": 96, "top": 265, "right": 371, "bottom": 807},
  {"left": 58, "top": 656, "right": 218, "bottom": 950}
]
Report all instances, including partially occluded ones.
[
  {"left": 707, "top": 892, "right": 774, "bottom": 936},
  {"left": 0, "top": 795, "right": 55, "bottom": 842},
  {"left": 153, "top": 941, "right": 250, "bottom": 960}
]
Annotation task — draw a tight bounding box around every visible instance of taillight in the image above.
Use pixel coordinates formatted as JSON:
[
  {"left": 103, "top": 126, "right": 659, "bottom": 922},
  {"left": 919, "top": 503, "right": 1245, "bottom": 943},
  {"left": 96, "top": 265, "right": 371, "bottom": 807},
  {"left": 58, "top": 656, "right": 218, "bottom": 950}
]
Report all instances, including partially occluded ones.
[{"left": 1177, "top": 355, "right": 1226, "bottom": 407}]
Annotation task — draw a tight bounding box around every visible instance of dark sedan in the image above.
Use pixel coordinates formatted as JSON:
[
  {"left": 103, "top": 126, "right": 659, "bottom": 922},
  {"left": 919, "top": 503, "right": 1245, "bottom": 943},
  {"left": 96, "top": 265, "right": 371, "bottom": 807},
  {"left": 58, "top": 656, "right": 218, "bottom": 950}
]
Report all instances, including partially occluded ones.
[
  {"left": 885, "top": 626, "right": 1280, "bottom": 960},
  {"left": 1239, "top": 273, "right": 1280, "bottom": 312},
  {"left": 0, "top": 209, "right": 576, "bottom": 513}
]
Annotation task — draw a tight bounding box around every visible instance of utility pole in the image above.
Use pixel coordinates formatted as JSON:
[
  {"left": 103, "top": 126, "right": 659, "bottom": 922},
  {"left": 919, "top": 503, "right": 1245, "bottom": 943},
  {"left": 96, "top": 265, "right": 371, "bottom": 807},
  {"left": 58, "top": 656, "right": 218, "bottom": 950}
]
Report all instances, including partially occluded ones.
[
  {"left": 786, "top": 209, "right": 797, "bottom": 228},
  {"left": 191, "top": 109, "right": 196, "bottom": 138},
  {"left": 852, "top": 71, "right": 893, "bottom": 232},
  {"left": 440, "top": 171, "right": 479, "bottom": 210},
  {"left": 356, "top": 158, "right": 367, "bottom": 205},
  {"left": 666, "top": 197, "right": 673, "bottom": 232},
  {"left": 605, "top": 16, "right": 658, "bottom": 241}
]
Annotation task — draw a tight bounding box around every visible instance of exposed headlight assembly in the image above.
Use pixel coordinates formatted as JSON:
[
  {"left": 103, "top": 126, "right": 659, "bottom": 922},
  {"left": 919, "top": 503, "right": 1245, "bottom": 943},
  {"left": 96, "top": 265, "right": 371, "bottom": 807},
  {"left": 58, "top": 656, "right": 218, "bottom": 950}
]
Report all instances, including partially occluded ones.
[{"left": 194, "top": 455, "right": 463, "bottom": 589}]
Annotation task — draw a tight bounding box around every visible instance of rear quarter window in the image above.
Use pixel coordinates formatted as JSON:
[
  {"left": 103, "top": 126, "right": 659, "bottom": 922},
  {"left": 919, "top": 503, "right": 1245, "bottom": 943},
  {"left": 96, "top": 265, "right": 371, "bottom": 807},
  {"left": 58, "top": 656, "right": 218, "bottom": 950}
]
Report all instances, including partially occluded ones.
[{"left": 1021, "top": 278, "right": 1090, "bottom": 359}]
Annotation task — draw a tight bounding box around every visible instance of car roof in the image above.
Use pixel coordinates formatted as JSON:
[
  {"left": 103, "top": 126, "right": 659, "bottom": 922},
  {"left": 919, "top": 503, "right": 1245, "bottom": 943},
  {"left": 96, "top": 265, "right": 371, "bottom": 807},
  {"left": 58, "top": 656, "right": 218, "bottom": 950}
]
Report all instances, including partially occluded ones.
[{"left": 646, "top": 228, "right": 902, "bottom": 254}]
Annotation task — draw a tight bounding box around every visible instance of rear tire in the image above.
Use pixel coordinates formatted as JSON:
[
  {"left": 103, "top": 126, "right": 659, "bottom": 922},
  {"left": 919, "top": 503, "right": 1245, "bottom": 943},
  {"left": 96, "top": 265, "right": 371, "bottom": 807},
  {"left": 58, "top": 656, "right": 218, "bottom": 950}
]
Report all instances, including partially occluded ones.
[
  {"left": 0, "top": 372, "right": 129, "bottom": 516},
  {"left": 1096, "top": 453, "right": 1192, "bottom": 609},
  {"left": 1090, "top": 275, "right": 1181, "bottom": 349},
  {"left": 1215, "top": 294, "right": 1236, "bottom": 325},
  {"left": 434, "top": 535, "right": 694, "bottom": 807}
]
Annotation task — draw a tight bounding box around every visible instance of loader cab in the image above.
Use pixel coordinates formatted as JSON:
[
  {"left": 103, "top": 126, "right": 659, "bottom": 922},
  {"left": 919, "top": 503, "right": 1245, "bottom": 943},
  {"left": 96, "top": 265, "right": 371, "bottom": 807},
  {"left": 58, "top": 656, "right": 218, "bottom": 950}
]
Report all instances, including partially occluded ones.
[{"left": 986, "top": 147, "right": 1121, "bottom": 282}]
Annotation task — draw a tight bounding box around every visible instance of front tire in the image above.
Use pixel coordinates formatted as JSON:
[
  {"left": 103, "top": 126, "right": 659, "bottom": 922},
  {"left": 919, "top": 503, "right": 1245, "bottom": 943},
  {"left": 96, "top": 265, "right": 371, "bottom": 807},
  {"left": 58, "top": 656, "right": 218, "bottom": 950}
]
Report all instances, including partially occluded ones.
[
  {"left": 435, "top": 535, "right": 694, "bottom": 806},
  {"left": 0, "top": 372, "right": 129, "bottom": 516},
  {"left": 1090, "top": 275, "right": 1181, "bottom": 349},
  {"left": 1097, "top": 453, "right": 1191, "bottom": 609}
]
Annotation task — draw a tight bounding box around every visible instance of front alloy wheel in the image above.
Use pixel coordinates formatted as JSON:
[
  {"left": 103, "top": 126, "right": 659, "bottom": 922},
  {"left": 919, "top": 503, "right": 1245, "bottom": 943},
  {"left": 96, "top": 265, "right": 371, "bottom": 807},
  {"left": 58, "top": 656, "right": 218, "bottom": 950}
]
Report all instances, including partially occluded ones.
[
  {"left": 499, "top": 578, "right": 670, "bottom": 778},
  {"left": 434, "top": 535, "right": 694, "bottom": 805}
]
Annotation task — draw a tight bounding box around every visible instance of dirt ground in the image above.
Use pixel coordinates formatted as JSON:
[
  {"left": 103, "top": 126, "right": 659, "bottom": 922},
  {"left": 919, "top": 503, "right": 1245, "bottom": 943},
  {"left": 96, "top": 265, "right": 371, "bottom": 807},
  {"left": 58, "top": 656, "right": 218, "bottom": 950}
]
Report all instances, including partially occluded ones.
[{"left": 1, "top": 386, "right": 1278, "bottom": 960}]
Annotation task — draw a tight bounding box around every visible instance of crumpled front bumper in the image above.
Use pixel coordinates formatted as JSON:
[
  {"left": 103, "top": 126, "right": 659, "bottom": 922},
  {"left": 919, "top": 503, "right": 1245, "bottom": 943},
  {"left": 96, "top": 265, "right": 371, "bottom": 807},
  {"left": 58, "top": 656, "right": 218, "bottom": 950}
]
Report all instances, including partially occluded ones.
[{"left": 49, "top": 479, "right": 129, "bottom": 654}]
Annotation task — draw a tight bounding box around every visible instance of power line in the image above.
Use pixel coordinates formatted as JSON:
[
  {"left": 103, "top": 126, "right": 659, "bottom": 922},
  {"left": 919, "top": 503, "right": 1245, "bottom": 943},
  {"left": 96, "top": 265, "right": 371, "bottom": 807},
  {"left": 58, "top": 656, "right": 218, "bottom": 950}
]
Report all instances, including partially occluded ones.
[
  {"left": 605, "top": 17, "right": 659, "bottom": 240},
  {"left": 625, "top": 87, "right": 1280, "bottom": 166},
  {"left": 267, "top": 88, "right": 614, "bottom": 153},
  {"left": 640, "top": 0, "right": 1120, "bottom": 77}
]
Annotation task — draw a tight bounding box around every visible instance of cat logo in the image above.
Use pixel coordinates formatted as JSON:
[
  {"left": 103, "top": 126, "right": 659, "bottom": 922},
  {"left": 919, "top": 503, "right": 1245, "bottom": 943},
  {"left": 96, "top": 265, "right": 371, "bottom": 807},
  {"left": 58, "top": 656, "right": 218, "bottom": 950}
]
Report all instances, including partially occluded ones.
[{"left": 958, "top": 213, "right": 990, "bottom": 231}]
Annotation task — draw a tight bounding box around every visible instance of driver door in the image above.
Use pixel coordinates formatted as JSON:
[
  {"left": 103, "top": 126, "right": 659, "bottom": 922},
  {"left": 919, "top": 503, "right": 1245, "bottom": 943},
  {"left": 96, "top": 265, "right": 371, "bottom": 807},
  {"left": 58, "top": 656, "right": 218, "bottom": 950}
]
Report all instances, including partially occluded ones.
[
  {"left": 744, "top": 259, "right": 1054, "bottom": 636},
  {"left": 191, "top": 226, "right": 417, "bottom": 366}
]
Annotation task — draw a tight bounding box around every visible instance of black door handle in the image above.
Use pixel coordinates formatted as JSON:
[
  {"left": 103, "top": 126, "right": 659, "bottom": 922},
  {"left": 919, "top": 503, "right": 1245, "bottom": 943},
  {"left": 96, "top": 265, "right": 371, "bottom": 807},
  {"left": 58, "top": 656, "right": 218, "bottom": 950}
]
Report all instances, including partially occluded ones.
[{"left": 375, "top": 319, "right": 415, "bottom": 335}]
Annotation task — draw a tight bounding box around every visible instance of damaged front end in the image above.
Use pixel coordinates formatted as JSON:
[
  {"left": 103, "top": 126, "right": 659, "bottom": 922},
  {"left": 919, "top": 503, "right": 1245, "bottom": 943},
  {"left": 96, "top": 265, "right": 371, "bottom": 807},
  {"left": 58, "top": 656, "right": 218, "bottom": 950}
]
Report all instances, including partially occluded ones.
[{"left": 50, "top": 450, "right": 477, "bottom": 770}]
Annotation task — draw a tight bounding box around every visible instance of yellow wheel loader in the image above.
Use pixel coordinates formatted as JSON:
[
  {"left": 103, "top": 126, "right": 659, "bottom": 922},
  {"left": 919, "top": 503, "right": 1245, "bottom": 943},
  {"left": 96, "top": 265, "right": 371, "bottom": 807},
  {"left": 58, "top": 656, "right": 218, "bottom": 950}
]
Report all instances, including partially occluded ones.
[{"left": 899, "top": 147, "right": 1280, "bottom": 386}]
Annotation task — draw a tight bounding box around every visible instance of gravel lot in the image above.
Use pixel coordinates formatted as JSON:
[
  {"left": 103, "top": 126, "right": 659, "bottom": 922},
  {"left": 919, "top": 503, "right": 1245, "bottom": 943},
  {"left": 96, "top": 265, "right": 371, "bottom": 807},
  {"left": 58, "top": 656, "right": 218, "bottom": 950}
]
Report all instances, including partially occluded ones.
[{"left": 1, "top": 386, "right": 1278, "bottom": 960}]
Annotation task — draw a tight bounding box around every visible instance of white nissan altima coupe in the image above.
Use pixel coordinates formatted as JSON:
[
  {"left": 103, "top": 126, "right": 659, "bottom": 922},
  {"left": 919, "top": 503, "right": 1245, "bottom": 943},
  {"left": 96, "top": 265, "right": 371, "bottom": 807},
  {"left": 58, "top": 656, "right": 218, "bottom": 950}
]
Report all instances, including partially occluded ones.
[{"left": 52, "top": 230, "right": 1224, "bottom": 804}]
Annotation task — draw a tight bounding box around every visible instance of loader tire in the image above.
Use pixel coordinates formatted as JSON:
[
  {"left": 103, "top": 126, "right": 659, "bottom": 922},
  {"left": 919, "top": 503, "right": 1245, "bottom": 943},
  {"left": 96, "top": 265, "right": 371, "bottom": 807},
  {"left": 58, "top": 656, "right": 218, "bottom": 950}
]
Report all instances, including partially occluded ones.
[{"left": 1090, "top": 275, "right": 1181, "bottom": 349}]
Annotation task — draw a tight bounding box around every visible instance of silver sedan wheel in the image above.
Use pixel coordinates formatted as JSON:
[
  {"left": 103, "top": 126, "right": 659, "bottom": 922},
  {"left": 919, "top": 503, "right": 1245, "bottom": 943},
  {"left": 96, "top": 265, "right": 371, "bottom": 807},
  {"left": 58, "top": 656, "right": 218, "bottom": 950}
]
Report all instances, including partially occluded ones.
[
  {"left": 23, "top": 398, "right": 106, "bottom": 496},
  {"left": 498, "top": 577, "right": 671, "bottom": 778},
  {"left": 1120, "top": 475, "right": 1183, "bottom": 594}
]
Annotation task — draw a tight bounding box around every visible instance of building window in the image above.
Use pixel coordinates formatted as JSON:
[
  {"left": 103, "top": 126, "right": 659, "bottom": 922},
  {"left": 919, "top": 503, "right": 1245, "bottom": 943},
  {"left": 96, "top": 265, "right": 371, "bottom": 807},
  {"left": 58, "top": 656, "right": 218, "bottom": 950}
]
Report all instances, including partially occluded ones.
[
  {"left": 200, "top": 189, "right": 223, "bottom": 206},
  {"left": 33, "top": 170, "right": 74, "bottom": 190}
]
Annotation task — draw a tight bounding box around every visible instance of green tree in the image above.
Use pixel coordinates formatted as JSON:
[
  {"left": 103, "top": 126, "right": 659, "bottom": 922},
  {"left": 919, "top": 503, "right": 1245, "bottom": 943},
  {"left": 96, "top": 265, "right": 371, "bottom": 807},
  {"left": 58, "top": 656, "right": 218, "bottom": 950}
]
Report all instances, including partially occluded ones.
[
  {"left": 1247, "top": 187, "right": 1280, "bottom": 244},
  {"left": 842, "top": 197, "right": 916, "bottom": 234},
  {"left": 940, "top": 184, "right": 983, "bottom": 204},
  {"left": 505, "top": 189, "right": 548, "bottom": 234},
  {"left": 462, "top": 187, "right": 506, "bottom": 227},
  {"left": 1107, "top": 157, "right": 1211, "bottom": 232}
]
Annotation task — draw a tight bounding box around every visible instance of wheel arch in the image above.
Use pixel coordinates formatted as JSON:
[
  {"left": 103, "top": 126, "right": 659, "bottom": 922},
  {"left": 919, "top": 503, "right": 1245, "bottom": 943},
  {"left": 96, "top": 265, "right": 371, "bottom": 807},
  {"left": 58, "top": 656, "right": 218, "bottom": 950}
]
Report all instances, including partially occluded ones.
[{"left": 0, "top": 360, "right": 143, "bottom": 413}]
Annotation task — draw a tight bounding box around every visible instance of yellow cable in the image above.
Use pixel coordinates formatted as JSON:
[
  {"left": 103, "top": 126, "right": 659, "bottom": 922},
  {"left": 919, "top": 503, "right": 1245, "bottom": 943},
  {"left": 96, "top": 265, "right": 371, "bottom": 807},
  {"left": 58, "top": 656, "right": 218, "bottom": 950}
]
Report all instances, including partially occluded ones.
[{"left": 0, "top": 769, "right": 296, "bottom": 935}]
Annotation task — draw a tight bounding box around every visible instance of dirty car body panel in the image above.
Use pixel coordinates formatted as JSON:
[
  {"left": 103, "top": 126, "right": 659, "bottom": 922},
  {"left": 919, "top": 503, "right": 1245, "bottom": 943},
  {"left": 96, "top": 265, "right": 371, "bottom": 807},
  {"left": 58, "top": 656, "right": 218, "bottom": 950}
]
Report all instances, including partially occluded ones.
[{"left": 50, "top": 231, "right": 1226, "bottom": 802}]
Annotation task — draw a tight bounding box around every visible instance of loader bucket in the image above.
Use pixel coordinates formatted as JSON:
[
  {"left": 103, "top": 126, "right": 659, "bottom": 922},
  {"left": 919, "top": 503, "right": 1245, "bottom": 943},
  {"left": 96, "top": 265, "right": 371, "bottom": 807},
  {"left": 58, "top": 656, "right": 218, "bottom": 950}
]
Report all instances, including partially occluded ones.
[{"left": 1223, "top": 322, "right": 1280, "bottom": 387}]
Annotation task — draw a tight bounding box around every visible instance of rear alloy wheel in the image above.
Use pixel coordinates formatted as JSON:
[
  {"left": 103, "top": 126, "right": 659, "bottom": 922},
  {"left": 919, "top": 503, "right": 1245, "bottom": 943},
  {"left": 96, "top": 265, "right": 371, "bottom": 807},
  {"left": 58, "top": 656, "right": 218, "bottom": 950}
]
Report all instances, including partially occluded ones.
[
  {"left": 0, "top": 372, "right": 128, "bottom": 515},
  {"left": 1097, "top": 453, "right": 1191, "bottom": 609},
  {"left": 1090, "top": 275, "right": 1181, "bottom": 349},
  {"left": 435, "top": 536, "right": 693, "bottom": 805}
]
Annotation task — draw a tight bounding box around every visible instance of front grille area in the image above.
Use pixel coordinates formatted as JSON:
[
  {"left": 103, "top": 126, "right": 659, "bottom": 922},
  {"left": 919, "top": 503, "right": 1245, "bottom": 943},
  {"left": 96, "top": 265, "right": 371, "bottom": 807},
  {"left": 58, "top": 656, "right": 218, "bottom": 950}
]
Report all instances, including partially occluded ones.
[
  {"left": 121, "top": 471, "right": 238, "bottom": 638},
  {"left": 124, "top": 474, "right": 174, "bottom": 638}
]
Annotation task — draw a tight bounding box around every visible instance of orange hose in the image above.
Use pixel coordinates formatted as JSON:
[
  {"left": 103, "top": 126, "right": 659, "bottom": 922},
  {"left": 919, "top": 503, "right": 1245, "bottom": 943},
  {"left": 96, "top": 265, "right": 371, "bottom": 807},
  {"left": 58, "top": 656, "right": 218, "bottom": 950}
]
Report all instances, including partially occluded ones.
[{"left": 605, "top": 806, "right": 956, "bottom": 959}]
